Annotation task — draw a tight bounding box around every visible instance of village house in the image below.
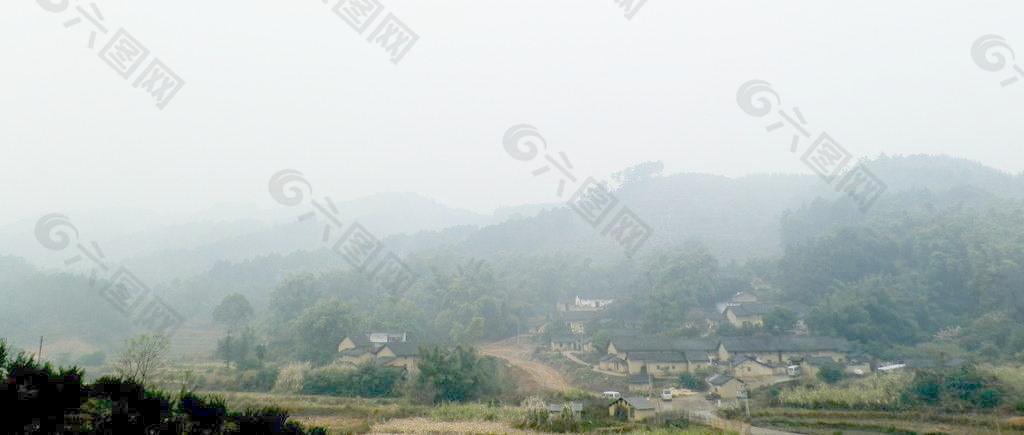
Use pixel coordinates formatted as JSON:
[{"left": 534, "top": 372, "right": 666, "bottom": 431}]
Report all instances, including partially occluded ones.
[
  {"left": 722, "top": 303, "right": 771, "bottom": 328},
  {"left": 336, "top": 332, "right": 421, "bottom": 375},
  {"left": 608, "top": 397, "right": 656, "bottom": 421},
  {"left": 716, "top": 336, "right": 852, "bottom": 364},
  {"left": 373, "top": 342, "right": 421, "bottom": 375},
  {"left": 730, "top": 356, "right": 780, "bottom": 383},
  {"left": 707, "top": 374, "right": 745, "bottom": 400},
  {"left": 605, "top": 337, "right": 718, "bottom": 375},
  {"left": 598, "top": 354, "right": 628, "bottom": 373},
  {"left": 625, "top": 351, "right": 689, "bottom": 378},
  {"left": 605, "top": 335, "right": 852, "bottom": 377}
]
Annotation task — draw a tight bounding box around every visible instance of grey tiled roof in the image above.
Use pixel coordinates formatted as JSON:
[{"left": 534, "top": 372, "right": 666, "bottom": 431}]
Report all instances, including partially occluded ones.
[
  {"left": 627, "top": 351, "right": 688, "bottom": 363},
  {"left": 721, "top": 336, "right": 851, "bottom": 353},
  {"left": 623, "top": 396, "right": 655, "bottom": 410},
  {"left": 708, "top": 374, "right": 738, "bottom": 386}
]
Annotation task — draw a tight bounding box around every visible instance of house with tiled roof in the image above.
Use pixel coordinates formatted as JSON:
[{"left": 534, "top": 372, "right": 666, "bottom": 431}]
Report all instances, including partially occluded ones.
[
  {"left": 625, "top": 351, "right": 689, "bottom": 378},
  {"left": 716, "top": 336, "right": 852, "bottom": 364},
  {"left": 731, "top": 356, "right": 779, "bottom": 381},
  {"left": 608, "top": 397, "right": 656, "bottom": 421},
  {"left": 336, "top": 332, "right": 422, "bottom": 374},
  {"left": 707, "top": 374, "right": 745, "bottom": 399},
  {"left": 598, "top": 354, "right": 628, "bottom": 373},
  {"left": 723, "top": 303, "right": 773, "bottom": 328}
]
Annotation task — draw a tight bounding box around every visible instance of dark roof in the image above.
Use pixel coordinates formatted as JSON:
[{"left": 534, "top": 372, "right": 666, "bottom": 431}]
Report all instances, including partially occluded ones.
[
  {"left": 708, "top": 374, "right": 739, "bottom": 386},
  {"left": 627, "top": 351, "right": 688, "bottom": 363},
  {"left": 727, "top": 303, "right": 773, "bottom": 317},
  {"left": 608, "top": 336, "right": 718, "bottom": 353},
  {"left": 547, "top": 402, "right": 583, "bottom": 413},
  {"left": 340, "top": 348, "right": 369, "bottom": 357},
  {"left": 600, "top": 354, "right": 625, "bottom": 363},
  {"left": 732, "top": 356, "right": 774, "bottom": 368},
  {"left": 721, "top": 336, "right": 851, "bottom": 353},
  {"left": 622, "top": 397, "right": 655, "bottom": 410},
  {"left": 378, "top": 342, "right": 420, "bottom": 357}
]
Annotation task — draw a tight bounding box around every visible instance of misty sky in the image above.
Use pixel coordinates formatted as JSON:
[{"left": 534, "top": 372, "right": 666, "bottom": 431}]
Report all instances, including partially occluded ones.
[{"left": 2, "top": 0, "right": 1023, "bottom": 227}]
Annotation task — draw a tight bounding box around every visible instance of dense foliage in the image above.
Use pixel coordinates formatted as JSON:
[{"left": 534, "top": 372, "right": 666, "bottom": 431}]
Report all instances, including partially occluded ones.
[
  {"left": 301, "top": 363, "right": 403, "bottom": 398},
  {"left": 0, "top": 338, "right": 325, "bottom": 434}
]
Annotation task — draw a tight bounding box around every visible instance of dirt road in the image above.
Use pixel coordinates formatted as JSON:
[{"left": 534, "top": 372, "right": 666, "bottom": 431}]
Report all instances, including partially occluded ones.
[{"left": 480, "top": 336, "right": 572, "bottom": 392}]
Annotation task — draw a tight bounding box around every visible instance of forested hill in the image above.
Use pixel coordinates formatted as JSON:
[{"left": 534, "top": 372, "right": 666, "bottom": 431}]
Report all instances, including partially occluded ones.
[{"left": 392, "top": 154, "right": 1024, "bottom": 262}]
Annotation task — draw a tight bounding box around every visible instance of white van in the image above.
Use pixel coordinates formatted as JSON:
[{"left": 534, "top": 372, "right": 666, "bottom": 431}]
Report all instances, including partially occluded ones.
[
  {"left": 661, "top": 389, "right": 673, "bottom": 401},
  {"left": 601, "top": 391, "right": 621, "bottom": 400}
]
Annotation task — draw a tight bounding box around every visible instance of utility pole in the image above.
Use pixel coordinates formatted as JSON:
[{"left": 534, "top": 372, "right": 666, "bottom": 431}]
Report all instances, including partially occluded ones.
[
  {"left": 742, "top": 391, "right": 750, "bottom": 418},
  {"left": 38, "top": 336, "right": 43, "bottom": 361}
]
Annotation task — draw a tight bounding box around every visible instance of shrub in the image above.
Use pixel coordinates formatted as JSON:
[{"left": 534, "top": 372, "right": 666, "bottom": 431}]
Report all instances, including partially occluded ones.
[
  {"left": 678, "top": 372, "right": 707, "bottom": 391},
  {"left": 302, "top": 363, "right": 402, "bottom": 397},
  {"left": 272, "top": 362, "right": 310, "bottom": 394},
  {"left": 817, "top": 363, "right": 846, "bottom": 385},
  {"left": 237, "top": 367, "right": 279, "bottom": 392}
]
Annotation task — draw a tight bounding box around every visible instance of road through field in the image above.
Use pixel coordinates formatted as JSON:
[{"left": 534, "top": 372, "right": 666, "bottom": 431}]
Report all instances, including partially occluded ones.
[{"left": 480, "top": 336, "right": 572, "bottom": 392}]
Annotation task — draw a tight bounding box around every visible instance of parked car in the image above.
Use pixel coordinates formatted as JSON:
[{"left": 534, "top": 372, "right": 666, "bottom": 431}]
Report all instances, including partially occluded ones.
[
  {"left": 601, "top": 391, "right": 621, "bottom": 400},
  {"left": 661, "top": 389, "right": 673, "bottom": 401}
]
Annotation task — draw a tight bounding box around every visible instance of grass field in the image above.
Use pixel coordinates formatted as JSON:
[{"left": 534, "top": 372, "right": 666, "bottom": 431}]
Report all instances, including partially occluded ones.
[{"left": 203, "top": 390, "right": 731, "bottom": 434}]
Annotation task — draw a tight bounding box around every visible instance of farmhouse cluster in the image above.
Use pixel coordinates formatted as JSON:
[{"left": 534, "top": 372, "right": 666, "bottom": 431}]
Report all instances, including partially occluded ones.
[
  {"left": 336, "top": 331, "right": 421, "bottom": 375},
  {"left": 549, "top": 291, "right": 872, "bottom": 400}
]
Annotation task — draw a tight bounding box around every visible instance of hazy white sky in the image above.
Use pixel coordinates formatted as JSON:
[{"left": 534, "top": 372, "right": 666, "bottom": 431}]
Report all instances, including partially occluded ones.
[{"left": 2, "top": 0, "right": 1023, "bottom": 227}]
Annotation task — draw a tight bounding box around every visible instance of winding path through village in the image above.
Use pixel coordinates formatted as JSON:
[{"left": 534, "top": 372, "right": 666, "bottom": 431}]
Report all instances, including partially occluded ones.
[
  {"left": 479, "top": 336, "right": 572, "bottom": 392},
  {"left": 482, "top": 335, "right": 799, "bottom": 435}
]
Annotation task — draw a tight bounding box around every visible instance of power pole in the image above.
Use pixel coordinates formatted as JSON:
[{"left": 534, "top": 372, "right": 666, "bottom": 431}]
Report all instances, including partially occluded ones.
[{"left": 38, "top": 336, "right": 44, "bottom": 361}]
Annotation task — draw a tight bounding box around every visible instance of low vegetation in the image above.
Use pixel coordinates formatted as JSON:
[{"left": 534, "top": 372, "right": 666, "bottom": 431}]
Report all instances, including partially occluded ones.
[{"left": 0, "top": 338, "right": 326, "bottom": 434}]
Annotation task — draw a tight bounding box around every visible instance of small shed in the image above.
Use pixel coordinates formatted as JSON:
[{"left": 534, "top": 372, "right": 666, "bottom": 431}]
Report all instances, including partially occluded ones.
[{"left": 608, "top": 396, "right": 656, "bottom": 421}]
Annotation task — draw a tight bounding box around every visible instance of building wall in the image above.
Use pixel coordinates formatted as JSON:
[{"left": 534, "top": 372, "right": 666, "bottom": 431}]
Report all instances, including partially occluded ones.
[
  {"left": 599, "top": 360, "right": 627, "bottom": 373},
  {"left": 688, "top": 360, "right": 711, "bottom": 373},
  {"left": 648, "top": 361, "right": 687, "bottom": 378},
  {"left": 627, "top": 358, "right": 646, "bottom": 375}
]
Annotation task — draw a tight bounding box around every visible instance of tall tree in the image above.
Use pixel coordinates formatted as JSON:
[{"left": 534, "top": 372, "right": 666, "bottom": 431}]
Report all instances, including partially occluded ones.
[
  {"left": 213, "top": 293, "right": 254, "bottom": 333},
  {"left": 114, "top": 334, "right": 169, "bottom": 386}
]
